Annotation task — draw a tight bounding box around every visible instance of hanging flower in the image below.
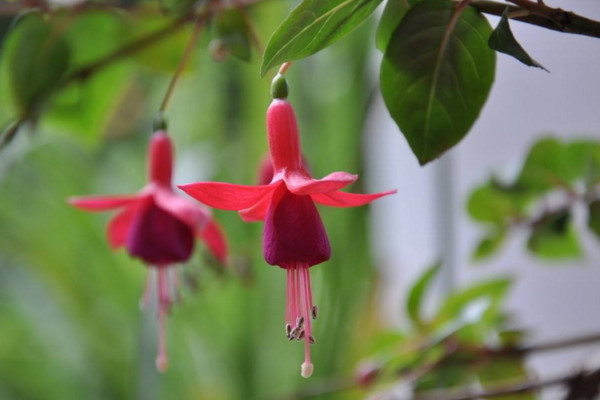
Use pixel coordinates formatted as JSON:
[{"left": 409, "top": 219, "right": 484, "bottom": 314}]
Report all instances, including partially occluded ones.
[
  {"left": 179, "top": 75, "right": 395, "bottom": 378},
  {"left": 69, "top": 130, "right": 227, "bottom": 372}
]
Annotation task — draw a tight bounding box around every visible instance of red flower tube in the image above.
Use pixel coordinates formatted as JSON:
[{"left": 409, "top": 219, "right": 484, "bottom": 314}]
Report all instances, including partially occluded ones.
[
  {"left": 69, "top": 131, "right": 227, "bottom": 372},
  {"left": 179, "top": 76, "right": 395, "bottom": 378}
]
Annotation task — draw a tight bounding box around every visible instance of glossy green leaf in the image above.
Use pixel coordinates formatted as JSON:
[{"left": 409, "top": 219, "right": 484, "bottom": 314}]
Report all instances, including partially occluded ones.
[
  {"left": 261, "top": 0, "right": 383, "bottom": 76},
  {"left": 380, "top": 0, "right": 495, "bottom": 165},
  {"left": 375, "top": 0, "right": 413, "bottom": 51},
  {"left": 407, "top": 262, "right": 440, "bottom": 328},
  {"left": 5, "top": 14, "right": 71, "bottom": 115},
  {"left": 213, "top": 9, "right": 253, "bottom": 62},
  {"left": 527, "top": 210, "right": 581, "bottom": 259},
  {"left": 473, "top": 229, "right": 505, "bottom": 261},
  {"left": 588, "top": 200, "right": 600, "bottom": 239},
  {"left": 489, "top": 8, "right": 547, "bottom": 71}
]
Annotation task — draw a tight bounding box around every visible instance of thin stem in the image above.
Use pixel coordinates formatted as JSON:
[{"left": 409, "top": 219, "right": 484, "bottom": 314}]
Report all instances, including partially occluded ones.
[
  {"left": 158, "top": 18, "right": 205, "bottom": 113},
  {"left": 278, "top": 61, "right": 293, "bottom": 75},
  {"left": 470, "top": 0, "right": 600, "bottom": 39}
]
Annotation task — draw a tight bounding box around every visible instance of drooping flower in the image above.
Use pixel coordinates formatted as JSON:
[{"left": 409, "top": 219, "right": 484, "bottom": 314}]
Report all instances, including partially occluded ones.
[
  {"left": 69, "top": 130, "right": 227, "bottom": 372},
  {"left": 179, "top": 75, "right": 395, "bottom": 378}
]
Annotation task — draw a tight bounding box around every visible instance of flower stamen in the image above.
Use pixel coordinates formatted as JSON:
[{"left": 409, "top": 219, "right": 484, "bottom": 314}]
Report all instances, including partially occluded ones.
[{"left": 284, "top": 261, "right": 316, "bottom": 378}]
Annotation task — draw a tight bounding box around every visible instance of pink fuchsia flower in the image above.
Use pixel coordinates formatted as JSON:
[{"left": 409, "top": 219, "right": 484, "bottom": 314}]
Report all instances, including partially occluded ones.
[
  {"left": 69, "top": 130, "right": 227, "bottom": 372},
  {"left": 179, "top": 75, "right": 395, "bottom": 378}
]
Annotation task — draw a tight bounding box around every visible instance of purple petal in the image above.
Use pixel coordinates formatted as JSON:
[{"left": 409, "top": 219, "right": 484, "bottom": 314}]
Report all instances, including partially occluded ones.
[
  {"left": 126, "top": 198, "right": 195, "bottom": 265},
  {"left": 263, "top": 189, "right": 330, "bottom": 267}
]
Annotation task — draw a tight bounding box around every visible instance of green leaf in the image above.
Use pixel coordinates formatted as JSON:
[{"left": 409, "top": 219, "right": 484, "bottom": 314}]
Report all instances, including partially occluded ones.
[
  {"left": 527, "top": 210, "right": 581, "bottom": 259},
  {"left": 588, "top": 200, "right": 600, "bottom": 239},
  {"left": 380, "top": 0, "right": 495, "bottom": 165},
  {"left": 488, "top": 8, "right": 547, "bottom": 71},
  {"left": 5, "top": 14, "right": 71, "bottom": 115},
  {"left": 435, "top": 278, "right": 511, "bottom": 326},
  {"left": 467, "top": 184, "right": 524, "bottom": 224},
  {"left": 516, "top": 138, "right": 588, "bottom": 193},
  {"left": 212, "top": 9, "right": 253, "bottom": 62},
  {"left": 407, "top": 262, "right": 440, "bottom": 328},
  {"left": 472, "top": 229, "right": 505, "bottom": 261},
  {"left": 375, "top": 0, "right": 413, "bottom": 51},
  {"left": 478, "top": 359, "right": 533, "bottom": 400},
  {"left": 260, "top": 0, "right": 383, "bottom": 76}
]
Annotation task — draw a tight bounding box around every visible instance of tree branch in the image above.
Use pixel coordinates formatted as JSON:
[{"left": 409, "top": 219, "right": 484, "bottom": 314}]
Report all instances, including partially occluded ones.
[{"left": 470, "top": 0, "right": 600, "bottom": 39}]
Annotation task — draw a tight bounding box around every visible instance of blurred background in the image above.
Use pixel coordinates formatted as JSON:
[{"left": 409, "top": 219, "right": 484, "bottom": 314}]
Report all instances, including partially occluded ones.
[{"left": 0, "top": 0, "right": 599, "bottom": 399}]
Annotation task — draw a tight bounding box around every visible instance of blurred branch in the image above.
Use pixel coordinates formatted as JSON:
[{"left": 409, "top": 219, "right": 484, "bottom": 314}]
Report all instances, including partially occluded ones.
[
  {"left": 416, "top": 367, "right": 600, "bottom": 400},
  {"left": 470, "top": 0, "right": 600, "bottom": 39}
]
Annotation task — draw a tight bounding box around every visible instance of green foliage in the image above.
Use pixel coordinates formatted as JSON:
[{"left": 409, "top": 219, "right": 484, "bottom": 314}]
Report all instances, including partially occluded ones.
[
  {"left": 406, "top": 261, "right": 440, "bottom": 329},
  {"left": 5, "top": 14, "right": 71, "bottom": 116},
  {"left": 588, "top": 200, "right": 600, "bottom": 238},
  {"left": 260, "top": 0, "right": 383, "bottom": 76},
  {"left": 489, "top": 8, "right": 547, "bottom": 71},
  {"left": 527, "top": 210, "right": 581, "bottom": 259},
  {"left": 473, "top": 229, "right": 506, "bottom": 261},
  {"left": 468, "top": 137, "right": 600, "bottom": 261},
  {"left": 212, "top": 9, "right": 253, "bottom": 62},
  {"left": 380, "top": 0, "right": 496, "bottom": 165},
  {"left": 478, "top": 359, "right": 534, "bottom": 400}
]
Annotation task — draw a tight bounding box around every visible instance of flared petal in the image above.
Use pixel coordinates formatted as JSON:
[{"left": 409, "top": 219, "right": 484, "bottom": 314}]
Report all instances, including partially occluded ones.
[
  {"left": 199, "top": 218, "right": 228, "bottom": 264},
  {"left": 239, "top": 191, "right": 274, "bottom": 222},
  {"left": 284, "top": 171, "right": 357, "bottom": 195},
  {"left": 178, "top": 181, "right": 278, "bottom": 211},
  {"left": 69, "top": 194, "right": 138, "bottom": 211},
  {"left": 311, "top": 189, "right": 396, "bottom": 207},
  {"left": 153, "top": 187, "right": 208, "bottom": 228},
  {"left": 107, "top": 206, "right": 137, "bottom": 248}
]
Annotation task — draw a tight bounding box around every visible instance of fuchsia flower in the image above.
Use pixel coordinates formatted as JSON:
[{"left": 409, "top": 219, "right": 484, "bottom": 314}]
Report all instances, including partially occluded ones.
[
  {"left": 179, "top": 76, "right": 395, "bottom": 378},
  {"left": 69, "top": 130, "right": 227, "bottom": 372}
]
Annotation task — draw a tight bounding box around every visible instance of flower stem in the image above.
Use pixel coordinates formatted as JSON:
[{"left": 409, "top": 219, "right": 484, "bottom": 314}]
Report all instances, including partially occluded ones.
[
  {"left": 158, "top": 19, "right": 205, "bottom": 113},
  {"left": 278, "top": 61, "right": 293, "bottom": 75}
]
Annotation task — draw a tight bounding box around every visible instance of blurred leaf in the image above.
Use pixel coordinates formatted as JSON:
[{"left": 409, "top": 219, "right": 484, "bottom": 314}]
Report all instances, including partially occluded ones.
[
  {"left": 588, "top": 200, "right": 600, "bottom": 239},
  {"left": 517, "top": 138, "right": 578, "bottom": 193},
  {"left": 375, "top": 0, "right": 414, "bottom": 51},
  {"left": 212, "top": 9, "right": 253, "bottom": 62},
  {"left": 5, "top": 14, "right": 71, "bottom": 115},
  {"left": 527, "top": 210, "right": 581, "bottom": 259},
  {"left": 478, "top": 359, "right": 534, "bottom": 400},
  {"left": 435, "top": 278, "right": 511, "bottom": 327},
  {"left": 407, "top": 262, "right": 440, "bottom": 329},
  {"left": 488, "top": 8, "right": 547, "bottom": 71},
  {"left": 380, "top": 0, "right": 495, "bottom": 165},
  {"left": 131, "top": 16, "right": 194, "bottom": 73},
  {"left": 58, "top": 11, "right": 127, "bottom": 67},
  {"left": 467, "top": 183, "right": 524, "bottom": 224},
  {"left": 473, "top": 229, "right": 505, "bottom": 261},
  {"left": 261, "top": 0, "right": 383, "bottom": 76},
  {"left": 43, "top": 12, "right": 134, "bottom": 146},
  {"left": 44, "top": 64, "right": 136, "bottom": 147}
]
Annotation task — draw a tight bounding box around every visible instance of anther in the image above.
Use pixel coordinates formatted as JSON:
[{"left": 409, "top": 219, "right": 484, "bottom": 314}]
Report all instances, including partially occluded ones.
[
  {"left": 296, "top": 316, "right": 304, "bottom": 328},
  {"left": 297, "top": 331, "right": 305, "bottom": 341},
  {"left": 309, "top": 336, "right": 315, "bottom": 344},
  {"left": 285, "top": 324, "right": 292, "bottom": 338},
  {"left": 289, "top": 328, "right": 299, "bottom": 340},
  {"left": 311, "top": 305, "right": 318, "bottom": 320}
]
